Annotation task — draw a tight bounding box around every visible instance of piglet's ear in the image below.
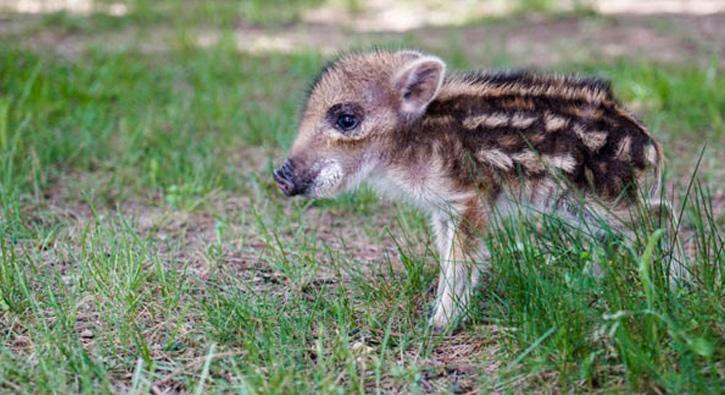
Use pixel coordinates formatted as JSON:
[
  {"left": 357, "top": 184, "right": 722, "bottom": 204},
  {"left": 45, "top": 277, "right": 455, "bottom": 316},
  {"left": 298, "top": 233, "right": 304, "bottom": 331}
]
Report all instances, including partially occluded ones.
[{"left": 393, "top": 56, "right": 446, "bottom": 117}]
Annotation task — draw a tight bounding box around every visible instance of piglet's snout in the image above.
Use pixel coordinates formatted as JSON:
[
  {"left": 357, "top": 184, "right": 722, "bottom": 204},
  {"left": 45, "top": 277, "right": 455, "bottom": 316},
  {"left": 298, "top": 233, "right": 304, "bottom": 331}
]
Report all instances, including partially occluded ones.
[{"left": 273, "top": 159, "right": 305, "bottom": 197}]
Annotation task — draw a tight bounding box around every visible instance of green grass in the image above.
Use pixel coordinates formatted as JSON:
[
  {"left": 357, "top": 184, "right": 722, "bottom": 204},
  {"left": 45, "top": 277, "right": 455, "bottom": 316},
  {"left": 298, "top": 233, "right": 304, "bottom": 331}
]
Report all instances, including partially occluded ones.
[
  {"left": 1, "top": 7, "right": 724, "bottom": 393},
  {"left": 480, "top": 181, "right": 723, "bottom": 392}
]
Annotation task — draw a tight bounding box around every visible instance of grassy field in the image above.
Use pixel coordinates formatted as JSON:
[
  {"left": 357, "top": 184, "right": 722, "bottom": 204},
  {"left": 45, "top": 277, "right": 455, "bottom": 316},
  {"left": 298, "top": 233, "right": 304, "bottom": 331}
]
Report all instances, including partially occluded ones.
[{"left": 1, "top": 1, "right": 724, "bottom": 393}]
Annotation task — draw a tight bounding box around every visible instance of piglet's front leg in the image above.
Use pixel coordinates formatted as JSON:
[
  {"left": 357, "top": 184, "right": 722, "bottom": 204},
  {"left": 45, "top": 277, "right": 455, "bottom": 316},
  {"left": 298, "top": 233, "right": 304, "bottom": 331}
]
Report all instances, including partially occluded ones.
[{"left": 430, "top": 226, "right": 486, "bottom": 333}]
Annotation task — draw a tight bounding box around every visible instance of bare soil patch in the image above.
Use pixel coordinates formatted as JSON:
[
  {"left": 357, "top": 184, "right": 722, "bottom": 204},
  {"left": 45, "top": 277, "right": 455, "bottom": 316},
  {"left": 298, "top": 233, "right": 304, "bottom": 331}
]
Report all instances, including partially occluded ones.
[{"left": 2, "top": 13, "right": 724, "bottom": 68}]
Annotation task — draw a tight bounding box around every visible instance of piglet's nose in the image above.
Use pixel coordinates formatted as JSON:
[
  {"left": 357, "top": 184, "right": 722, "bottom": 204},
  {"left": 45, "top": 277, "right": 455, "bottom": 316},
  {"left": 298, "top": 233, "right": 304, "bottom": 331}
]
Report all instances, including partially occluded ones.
[{"left": 273, "top": 160, "right": 300, "bottom": 197}]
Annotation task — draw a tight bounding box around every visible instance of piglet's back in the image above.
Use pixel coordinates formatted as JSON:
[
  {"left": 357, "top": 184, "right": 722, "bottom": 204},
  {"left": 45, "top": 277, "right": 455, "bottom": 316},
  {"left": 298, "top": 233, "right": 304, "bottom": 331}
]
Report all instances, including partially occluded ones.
[{"left": 426, "top": 70, "right": 662, "bottom": 200}]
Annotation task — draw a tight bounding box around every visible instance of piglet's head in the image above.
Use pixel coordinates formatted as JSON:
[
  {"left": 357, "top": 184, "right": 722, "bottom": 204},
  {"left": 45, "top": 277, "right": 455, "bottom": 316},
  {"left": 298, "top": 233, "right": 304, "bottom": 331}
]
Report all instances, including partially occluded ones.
[{"left": 273, "top": 50, "right": 446, "bottom": 198}]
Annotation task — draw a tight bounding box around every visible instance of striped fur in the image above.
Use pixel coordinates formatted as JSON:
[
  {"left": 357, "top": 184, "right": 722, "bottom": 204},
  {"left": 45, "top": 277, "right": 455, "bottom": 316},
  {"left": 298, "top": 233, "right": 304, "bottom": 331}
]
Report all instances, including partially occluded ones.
[{"left": 277, "top": 50, "right": 665, "bottom": 332}]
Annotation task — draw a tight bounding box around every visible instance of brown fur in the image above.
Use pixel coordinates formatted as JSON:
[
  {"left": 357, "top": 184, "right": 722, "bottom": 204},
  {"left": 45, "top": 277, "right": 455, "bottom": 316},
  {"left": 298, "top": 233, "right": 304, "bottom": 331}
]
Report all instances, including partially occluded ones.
[{"left": 276, "top": 50, "right": 665, "bottom": 331}]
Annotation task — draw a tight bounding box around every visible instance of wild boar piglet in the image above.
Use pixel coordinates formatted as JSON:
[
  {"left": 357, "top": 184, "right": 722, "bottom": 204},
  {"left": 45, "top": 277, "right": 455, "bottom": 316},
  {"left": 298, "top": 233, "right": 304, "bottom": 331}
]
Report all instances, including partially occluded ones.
[{"left": 274, "top": 49, "right": 667, "bottom": 331}]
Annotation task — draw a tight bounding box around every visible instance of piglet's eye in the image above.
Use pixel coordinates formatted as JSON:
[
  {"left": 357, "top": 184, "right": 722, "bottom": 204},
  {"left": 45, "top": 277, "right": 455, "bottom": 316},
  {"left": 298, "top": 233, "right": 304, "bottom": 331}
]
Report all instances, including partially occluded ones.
[
  {"left": 327, "top": 102, "right": 364, "bottom": 134},
  {"left": 335, "top": 113, "right": 358, "bottom": 131}
]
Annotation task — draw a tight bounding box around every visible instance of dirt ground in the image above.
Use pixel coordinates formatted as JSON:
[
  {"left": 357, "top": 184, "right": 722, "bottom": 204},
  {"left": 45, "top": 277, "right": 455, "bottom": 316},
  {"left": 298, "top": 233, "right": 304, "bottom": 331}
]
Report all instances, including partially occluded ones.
[{"left": 0, "top": 8, "right": 723, "bottom": 67}]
